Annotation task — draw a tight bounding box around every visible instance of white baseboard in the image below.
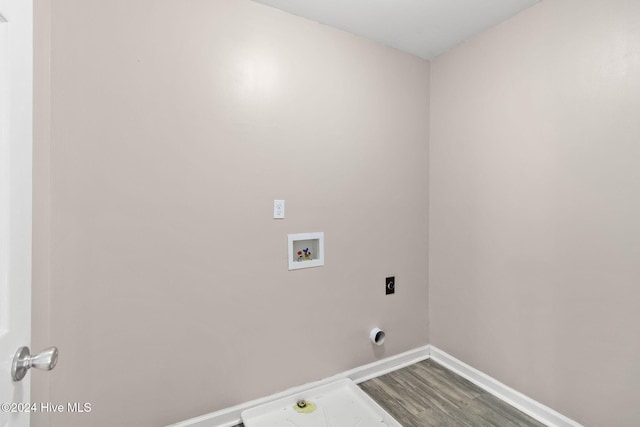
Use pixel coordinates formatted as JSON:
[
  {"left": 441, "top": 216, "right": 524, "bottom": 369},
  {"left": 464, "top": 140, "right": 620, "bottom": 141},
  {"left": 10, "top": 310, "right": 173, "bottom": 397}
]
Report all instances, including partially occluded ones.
[
  {"left": 167, "top": 345, "right": 431, "bottom": 427},
  {"left": 429, "top": 346, "right": 583, "bottom": 427},
  {"left": 170, "top": 344, "right": 583, "bottom": 427}
]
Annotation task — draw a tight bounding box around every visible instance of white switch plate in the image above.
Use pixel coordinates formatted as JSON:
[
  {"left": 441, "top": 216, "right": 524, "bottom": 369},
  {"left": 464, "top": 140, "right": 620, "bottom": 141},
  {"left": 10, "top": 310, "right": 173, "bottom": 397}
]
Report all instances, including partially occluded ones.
[{"left": 274, "top": 200, "right": 285, "bottom": 219}]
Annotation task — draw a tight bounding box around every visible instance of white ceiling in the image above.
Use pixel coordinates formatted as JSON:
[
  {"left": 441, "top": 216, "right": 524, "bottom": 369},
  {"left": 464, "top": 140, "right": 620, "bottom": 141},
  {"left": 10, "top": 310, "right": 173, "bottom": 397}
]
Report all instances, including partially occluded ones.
[{"left": 251, "top": 0, "right": 541, "bottom": 59}]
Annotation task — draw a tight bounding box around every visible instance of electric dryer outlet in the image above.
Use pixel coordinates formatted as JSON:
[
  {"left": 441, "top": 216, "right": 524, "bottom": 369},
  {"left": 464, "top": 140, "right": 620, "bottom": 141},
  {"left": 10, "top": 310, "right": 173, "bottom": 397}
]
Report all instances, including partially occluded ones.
[{"left": 386, "top": 277, "right": 395, "bottom": 295}]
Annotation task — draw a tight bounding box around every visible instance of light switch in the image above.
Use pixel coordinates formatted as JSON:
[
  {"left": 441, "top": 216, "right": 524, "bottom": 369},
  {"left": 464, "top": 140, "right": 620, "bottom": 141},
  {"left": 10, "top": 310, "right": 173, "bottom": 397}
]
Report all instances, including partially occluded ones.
[{"left": 274, "top": 200, "right": 285, "bottom": 219}]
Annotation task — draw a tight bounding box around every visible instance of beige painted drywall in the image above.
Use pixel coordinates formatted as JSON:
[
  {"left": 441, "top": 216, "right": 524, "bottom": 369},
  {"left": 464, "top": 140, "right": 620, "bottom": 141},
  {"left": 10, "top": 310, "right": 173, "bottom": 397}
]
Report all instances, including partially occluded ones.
[
  {"left": 429, "top": 0, "right": 640, "bottom": 426},
  {"left": 32, "top": 0, "right": 429, "bottom": 426}
]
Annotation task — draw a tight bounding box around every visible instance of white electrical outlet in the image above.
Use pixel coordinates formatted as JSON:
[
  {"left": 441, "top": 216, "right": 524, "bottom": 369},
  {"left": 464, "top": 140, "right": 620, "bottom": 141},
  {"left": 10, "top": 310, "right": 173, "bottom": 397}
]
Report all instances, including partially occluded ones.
[{"left": 274, "top": 200, "right": 285, "bottom": 219}]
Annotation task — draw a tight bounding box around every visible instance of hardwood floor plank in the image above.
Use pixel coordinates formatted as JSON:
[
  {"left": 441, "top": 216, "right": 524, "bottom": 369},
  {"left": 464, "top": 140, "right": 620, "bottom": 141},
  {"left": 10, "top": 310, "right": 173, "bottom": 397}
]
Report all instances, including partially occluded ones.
[
  {"left": 472, "top": 393, "right": 546, "bottom": 427},
  {"left": 414, "top": 407, "right": 470, "bottom": 427},
  {"left": 387, "top": 367, "right": 472, "bottom": 416},
  {"left": 361, "top": 375, "right": 425, "bottom": 415},
  {"left": 411, "top": 359, "right": 485, "bottom": 399},
  {"left": 360, "top": 377, "right": 430, "bottom": 425},
  {"left": 388, "top": 369, "right": 458, "bottom": 414}
]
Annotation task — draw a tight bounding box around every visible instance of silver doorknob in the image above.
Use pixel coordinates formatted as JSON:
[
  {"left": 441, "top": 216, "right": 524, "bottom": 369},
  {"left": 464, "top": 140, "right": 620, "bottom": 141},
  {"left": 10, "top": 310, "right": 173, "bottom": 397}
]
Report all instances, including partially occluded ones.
[{"left": 11, "top": 346, "right": 58, "bottom": 382}]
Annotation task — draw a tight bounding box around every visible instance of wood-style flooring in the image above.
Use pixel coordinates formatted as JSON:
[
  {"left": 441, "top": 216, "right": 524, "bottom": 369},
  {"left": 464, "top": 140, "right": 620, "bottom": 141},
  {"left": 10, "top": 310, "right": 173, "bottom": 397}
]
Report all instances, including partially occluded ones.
[
  {"left": 360, "top": 359, "right": 545, "bottom": 426},
  {"left": 233, "top": 358, "right": 545, "bottom": 426}
]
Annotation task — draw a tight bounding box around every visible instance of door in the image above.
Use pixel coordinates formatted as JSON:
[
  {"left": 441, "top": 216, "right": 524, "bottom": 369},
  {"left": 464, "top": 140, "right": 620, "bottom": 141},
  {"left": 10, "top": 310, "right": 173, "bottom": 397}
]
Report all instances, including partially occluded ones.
[{"left": 0, "top": 0, "right": 33, "bottom": 426}]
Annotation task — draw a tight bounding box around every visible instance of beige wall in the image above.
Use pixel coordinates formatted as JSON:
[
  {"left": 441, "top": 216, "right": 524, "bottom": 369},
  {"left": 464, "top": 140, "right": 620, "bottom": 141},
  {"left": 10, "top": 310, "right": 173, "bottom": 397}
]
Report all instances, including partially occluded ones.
[
  {"left": 32, "top": 0, "right": 429, "bottom": 426},
  {"left": 35, "top": 0, "right": 640, "bottom": 426},
  {"left": 429, "top": 1, "right": 640, "bottom": 426}
]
